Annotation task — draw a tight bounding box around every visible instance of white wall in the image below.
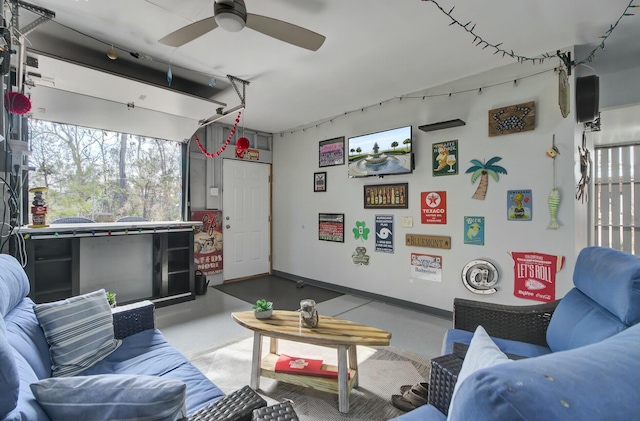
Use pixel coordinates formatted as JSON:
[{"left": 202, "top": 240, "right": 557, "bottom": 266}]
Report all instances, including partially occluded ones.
[{"left": 272, "top": 57, "right": 588, "bottom": 311}]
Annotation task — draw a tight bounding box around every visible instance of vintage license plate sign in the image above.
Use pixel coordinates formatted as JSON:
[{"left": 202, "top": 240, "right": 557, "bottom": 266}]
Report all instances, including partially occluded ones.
[
  {"left": 421, "top": 191, "right": 447, "bottom": 224},
  {"left": 510, "top": 251, "right": 565, "bottom": 302},
  {"left": 191, "top": 210, "right": 223, "bottom": 275},
  {"left": 410, "top": 253, "right": 442, "bottom": 282},
  {"left": 405, "top": 234, "right": 451, "bottom": 249},
  {"left": 375, "top": 214, "right": 394, "bottom": 253}
]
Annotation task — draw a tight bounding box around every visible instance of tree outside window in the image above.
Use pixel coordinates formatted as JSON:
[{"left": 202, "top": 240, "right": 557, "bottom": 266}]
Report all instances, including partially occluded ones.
[{"left": 28, "top": 119, "right": 183, "bottom": 223}]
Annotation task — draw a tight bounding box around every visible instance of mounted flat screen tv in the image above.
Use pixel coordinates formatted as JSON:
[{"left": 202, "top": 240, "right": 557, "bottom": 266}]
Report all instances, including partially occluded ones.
[{"left": 348, "top": 125, "right": 413, "bottom": 178}]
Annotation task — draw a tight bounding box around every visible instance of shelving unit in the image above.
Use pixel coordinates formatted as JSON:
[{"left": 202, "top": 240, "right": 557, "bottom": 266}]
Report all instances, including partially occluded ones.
[
  {"left": 24, "top": 237, "right": 80, "bottom": 304},
  {"left": 153, "top": 230, "right": 195, "bottom": 306},
  {"left": 17, "top": 221, "right": 199, "bottom": 306}
]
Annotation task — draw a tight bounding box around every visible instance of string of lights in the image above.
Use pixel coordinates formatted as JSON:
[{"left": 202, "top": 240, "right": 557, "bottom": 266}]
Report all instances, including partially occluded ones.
[
  {"left": 278, "top": 66, "right": 555, "bottom": 137},
  {"left": 421, "top": 0, "right": 637, "bottom": 67},
  {"left": 575, "top": 0, "right": 637, "bottom": 66},
  {"left": 279, "top": 1, "right": 636, "bottom": 136}
]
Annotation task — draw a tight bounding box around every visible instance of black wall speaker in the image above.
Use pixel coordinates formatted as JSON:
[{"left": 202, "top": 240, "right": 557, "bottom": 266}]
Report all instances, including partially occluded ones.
[{"left": 576, "top": 75, "right": 599, "bottom": 123}]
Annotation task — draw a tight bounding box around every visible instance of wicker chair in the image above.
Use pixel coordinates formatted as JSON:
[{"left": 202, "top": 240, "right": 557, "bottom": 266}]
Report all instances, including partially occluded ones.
[
  {"left": 426, "top": 299, "right": 557, "bottom": 415},
  {"left": 452, "top": 298, "right": 560, "bottom": 347}
]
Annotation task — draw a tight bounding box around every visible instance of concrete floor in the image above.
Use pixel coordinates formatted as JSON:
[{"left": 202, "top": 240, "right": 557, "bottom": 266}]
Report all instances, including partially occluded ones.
[{"left": 156, "top": 286, "right": 452, "bottom": 361}]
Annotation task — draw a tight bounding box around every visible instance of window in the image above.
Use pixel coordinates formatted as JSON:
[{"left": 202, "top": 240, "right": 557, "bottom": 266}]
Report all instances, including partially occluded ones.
[
  {"left": 28, "top": 119, "right": 183, "bottom": 223},
  {"left": 594, "top": 144, "right": 639, "bottom": 254}
]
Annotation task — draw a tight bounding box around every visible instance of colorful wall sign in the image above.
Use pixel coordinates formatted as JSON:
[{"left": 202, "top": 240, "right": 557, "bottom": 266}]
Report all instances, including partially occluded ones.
[
  {"left": 405, "top": 234, "right": 451, "bottom": 249},
  {"left": 410, "top": 253, "right": 442, "bottom": 282},
  {"left": 375, "top": 214, "right": 394, "bottom": 253},
  {"left": 432, "top": 140, "right": 458, "bottom": 176},
  {"left": 507, "top": 189, "right": 533, "bottom": 221},
  {"left": 510, "top": 251, "right": 565, "bottom": 302},
  {"left": 352, "top": 220, "right": 370, "bottom": 241},
  {"left": 421, "top": 191, "right": 447, "bottom": 224},
  {"left": 464, "top": 216, "right": 485, "bottom": 245},
  {"left": 191, "top": 210, "right": 223, "bottom": 275},
  {"left": 236, "top": 148, "right": 260, "bottom": 160}
]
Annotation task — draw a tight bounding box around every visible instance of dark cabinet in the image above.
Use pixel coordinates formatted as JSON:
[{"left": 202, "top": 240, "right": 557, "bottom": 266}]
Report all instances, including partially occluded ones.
[
  {"left": 24, "top": 238, "right": 80, "bottom": 304},
  {"left": 19, "top": 224, "right": 197, "bottom": 306},
  {"left": 152, "top": 230, "right": 195, "bottom": 307}
]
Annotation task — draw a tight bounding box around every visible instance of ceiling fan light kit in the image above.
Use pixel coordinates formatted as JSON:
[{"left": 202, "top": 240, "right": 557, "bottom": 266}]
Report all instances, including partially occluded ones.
[{"left": 214, "top": 0, "right": 247, "bottom": 32}]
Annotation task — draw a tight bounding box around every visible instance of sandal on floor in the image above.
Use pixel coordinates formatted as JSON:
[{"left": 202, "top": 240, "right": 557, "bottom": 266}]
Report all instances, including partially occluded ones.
[
  {"left": 391, "top": 387, "right": 428, "bottom": 412},
  {"left": 399, "top": 381, "right": 429, "bottom": 398}
]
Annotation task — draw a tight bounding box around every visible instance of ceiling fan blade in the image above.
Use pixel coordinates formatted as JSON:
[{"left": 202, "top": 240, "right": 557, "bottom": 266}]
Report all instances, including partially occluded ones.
[
  {"left": 159, "top": 16, "right": 219, "bottom": 47},
  {"left": 246, "top": 13, "right": 325, "bottom": 51}
]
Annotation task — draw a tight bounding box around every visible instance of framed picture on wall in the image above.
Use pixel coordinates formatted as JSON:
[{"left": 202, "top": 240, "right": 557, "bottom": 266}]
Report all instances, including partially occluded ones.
[
  {"left": 314, "top": 172, "right": 327, "bottom": 192},
  {"left": 318, "top": 213, "right": 344, "bottom": 242},
  {"left": 364, "top": 183, "right": 408, "bottom": 209},
  {"left": 319, "top": 137, "right": 345, "bottom": 167}
]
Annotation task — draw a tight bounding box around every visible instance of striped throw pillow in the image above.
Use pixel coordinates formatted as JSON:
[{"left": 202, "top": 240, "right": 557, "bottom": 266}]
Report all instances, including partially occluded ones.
[
  {"left": 34, "top": 289, "right": 121, "bottom": 377},
  {"left": 30, "top": 374, "right": 186, "bottom": 421}
]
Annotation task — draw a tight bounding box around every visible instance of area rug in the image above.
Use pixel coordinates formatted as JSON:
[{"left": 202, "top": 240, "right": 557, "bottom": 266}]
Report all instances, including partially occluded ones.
[
  {"left": 213, "top": 275, "right": 343, "bottom": 310},
  {"left": 186, "top": 335, "right": 431, "bottom": 421}
]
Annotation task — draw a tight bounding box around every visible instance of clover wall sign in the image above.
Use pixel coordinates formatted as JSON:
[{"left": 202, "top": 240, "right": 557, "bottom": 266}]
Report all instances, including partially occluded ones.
[{"left": 353, "top": 221, "right": 370, "bottom": 241}]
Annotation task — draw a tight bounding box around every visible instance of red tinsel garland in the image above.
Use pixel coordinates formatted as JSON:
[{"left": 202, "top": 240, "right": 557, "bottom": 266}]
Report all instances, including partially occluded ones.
[{"left": 195, "top": 111, "right": 242, "bottom": 158}]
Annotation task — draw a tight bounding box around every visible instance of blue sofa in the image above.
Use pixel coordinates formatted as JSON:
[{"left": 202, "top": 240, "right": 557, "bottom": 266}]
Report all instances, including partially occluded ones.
[
  {"left": 392, "top": 246, "right": 640, "bottom": 420},
  {"left": 0, "top": 254, "right": 225, "bottom": 420}
]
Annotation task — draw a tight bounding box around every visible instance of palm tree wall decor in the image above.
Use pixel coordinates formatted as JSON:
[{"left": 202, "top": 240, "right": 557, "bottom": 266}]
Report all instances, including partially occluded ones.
[{"left": 466, "top": 157, "right": 507, "bottom": 200}]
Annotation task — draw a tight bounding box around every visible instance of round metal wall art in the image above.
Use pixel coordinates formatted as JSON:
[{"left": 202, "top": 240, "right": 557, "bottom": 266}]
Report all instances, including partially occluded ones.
[{"left": 461, "top": 259, "right": 499, "bottom": 294}]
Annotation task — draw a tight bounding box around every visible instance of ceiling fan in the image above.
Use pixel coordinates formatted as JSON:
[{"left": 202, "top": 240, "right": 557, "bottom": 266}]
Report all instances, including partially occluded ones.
[{"left": 159, "top": 0, "right": 326, "bottom": 51}]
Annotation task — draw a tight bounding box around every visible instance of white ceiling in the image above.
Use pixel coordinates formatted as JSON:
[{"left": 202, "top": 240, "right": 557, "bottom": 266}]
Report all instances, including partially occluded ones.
[{"left": 15, "top": 0, "right": 640, "bottom": 138}]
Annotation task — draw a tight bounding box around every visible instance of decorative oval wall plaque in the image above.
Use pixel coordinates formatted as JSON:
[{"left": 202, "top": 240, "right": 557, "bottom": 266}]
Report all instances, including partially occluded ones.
[{"left": 461, "top": 259, "right": 499, "bottom": 294}]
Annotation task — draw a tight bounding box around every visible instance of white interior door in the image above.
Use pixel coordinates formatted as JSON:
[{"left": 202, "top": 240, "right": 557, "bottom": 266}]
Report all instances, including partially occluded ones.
[{"left": 222, "top": 159, "right": 271, "bottom": 280}]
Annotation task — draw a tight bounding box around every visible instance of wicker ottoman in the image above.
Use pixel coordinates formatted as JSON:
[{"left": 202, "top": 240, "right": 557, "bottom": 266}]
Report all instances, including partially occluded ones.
[
  {"left": 189, "top": 385, "right": 267, "bottom": 421},
  {"left": 252, "top": 401, "right": 299, "bottom": 421}
]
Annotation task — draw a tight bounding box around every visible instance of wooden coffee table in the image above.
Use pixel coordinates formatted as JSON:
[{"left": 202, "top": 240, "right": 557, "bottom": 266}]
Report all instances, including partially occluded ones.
[{"left": 231, "top": 310, "right": 391, "bottom": 413}]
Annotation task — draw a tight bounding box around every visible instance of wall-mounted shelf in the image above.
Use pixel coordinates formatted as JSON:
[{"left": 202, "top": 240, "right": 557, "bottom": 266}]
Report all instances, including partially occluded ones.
[{"left": 419, "top": 119, "right": 466, "bottom": 132}]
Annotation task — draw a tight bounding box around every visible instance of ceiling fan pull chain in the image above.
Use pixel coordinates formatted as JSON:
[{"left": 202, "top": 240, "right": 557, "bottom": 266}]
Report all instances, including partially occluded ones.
[{"left": 195, "top": 111, "right": 242, "bottom": 158}]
